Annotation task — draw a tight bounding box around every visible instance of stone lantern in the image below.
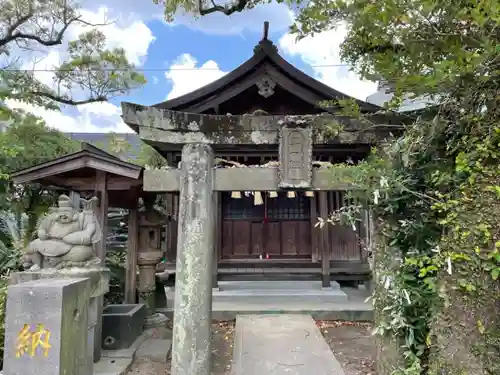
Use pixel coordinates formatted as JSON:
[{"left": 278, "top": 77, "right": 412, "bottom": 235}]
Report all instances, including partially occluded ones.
[{"left": 137, "top": 207, "right": 168, "bottom": 328}]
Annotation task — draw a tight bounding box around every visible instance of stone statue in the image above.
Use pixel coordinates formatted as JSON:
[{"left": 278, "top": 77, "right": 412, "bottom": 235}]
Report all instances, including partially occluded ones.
[{"left": 24, "top": 194, "right": 102, "bottom": 270}]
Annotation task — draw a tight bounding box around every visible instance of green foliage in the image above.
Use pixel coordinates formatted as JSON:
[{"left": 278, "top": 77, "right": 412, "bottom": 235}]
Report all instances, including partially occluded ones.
[
  {"left": 152, "top": 0, "right": 301, "bottom": 21},
  {"left": 0, "top": 212, "right": 31, "bottom": 369},
  {"left": 135, "top": 143, "right": 169, "bottom": 169},
  {"left": 291, "top": 1, "right": 500, "bottom": 373},
  {"left": 0, "top": 114, "right": 81, "bottom": 369},
  {"left": 0, "top": 0, "right": 146, "bottom": 111},
  {"left": 105, "top": 247, "right": 127, "bottom": 305},
  {"left": 0, "top": 112, "right": 80, "bottom": 241}
]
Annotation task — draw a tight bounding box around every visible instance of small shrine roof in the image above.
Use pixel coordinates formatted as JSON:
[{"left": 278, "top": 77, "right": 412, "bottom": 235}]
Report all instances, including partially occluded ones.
[{"left": 10, "top": 142, "right": 143, "bottom": 191}]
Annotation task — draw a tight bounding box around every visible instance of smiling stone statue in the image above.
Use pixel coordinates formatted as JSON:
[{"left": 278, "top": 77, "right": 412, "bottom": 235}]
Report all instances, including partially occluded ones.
[{"left": 24, "top": 194, "right": 102, "bottom": 270}]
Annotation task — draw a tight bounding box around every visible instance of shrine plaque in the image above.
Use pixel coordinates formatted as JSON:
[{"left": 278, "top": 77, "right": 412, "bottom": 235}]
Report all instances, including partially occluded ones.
[{"left": 278, "top": 126, "right": 312, "bottom": 189}]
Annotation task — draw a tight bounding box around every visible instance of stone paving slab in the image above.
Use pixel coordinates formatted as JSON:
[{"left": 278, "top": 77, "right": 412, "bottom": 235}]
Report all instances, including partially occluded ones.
[
  {"left": 231, "top": 314, "right": 346, "bottom": 375},
  {"left": 94, "top": 358, "right": 133, "bottom": 375},
  {"left": 136, "top": 338, "right": 172, "bottom": 363},
  {"left": 95, "top": 327, "right": 172, "bottom": 375}
]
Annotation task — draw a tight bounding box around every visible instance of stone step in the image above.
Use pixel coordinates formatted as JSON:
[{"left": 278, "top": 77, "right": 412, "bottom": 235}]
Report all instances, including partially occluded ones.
[
  {"left": 231, "top": 314, "right": 346, "bottom": 375},
  {"left": 217, "top": 280, "right": 340, "bottom": 291},
  {"left": 212, "top": 288, "right": 348, "bottom": 304}
]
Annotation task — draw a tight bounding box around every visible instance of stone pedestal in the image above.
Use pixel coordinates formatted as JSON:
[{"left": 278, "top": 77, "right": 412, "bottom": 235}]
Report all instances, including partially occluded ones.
[
  {"left": 171, "top": 143, "right": 215, "bottom": 375},
  {"left": 10, "top": 268, "right": 109, "bottom": 365},
  {"left": 137, "top": 251, "right": 168, "bottom": 328},
  {"left": 3, "top": 278, "right": 92, "bottom": 375}
]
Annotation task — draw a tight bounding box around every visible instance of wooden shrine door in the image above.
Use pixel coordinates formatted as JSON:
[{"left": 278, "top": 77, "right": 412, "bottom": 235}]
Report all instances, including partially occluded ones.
[{"left": 221, "top": 192, "right": 312, "bottom": 260}]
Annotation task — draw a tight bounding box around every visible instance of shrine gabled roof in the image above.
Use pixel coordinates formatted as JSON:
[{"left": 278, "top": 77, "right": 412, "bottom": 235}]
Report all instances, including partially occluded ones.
[
  {"left": 154, "top": 30, "right": 380, "bottom": 114},
  {"left": 10, "top": 142, "right": 143, "bottom": 186}
]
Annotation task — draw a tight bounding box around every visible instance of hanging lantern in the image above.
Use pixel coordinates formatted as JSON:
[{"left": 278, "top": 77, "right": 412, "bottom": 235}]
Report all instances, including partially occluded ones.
[
  {"left": 269, "top": 191, "right": 278, "bottom": 198},
  {"left": 254, "top": 191, "right": 264, "bottom": 205},
  {"left": 231, "top": 191, "right": 241, "bottom": 199},
  {"left": 287, "top": 191, "right": 296, "bottom": 198},
  {"left": 305, "top": 191, "right": 314, "bottom": 197}
]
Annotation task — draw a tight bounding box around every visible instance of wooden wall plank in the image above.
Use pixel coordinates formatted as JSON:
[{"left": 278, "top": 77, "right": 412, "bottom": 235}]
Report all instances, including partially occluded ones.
[
  {"left": 318, "top": 192, "right": 330, "bottom": 287},
  {"left": 310, "top": 195, "right": 319, "bottom": 262},
  {"left": 125, "top": 206, "right": 139, "bottom": 304}
]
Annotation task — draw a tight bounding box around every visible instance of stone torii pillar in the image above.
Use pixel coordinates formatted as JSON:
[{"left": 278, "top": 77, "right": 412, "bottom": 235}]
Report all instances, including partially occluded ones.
[{"left": 171, "top": 143, "right": 215, "bottom": 375}]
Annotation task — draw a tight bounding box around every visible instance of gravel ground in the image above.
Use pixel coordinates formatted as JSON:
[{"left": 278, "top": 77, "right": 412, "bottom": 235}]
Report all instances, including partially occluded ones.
[
  {"left": 127, "top": 322, "right": 235, "bottom": 375},
  {"left": 318, "top": 321, "right": 377, "bottom": 375}
]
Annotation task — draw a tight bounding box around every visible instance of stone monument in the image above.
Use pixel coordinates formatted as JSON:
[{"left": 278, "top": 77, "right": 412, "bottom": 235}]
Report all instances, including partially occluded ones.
[
  {"left": 3, "top": 278, "right": 92, "bottom": 375},
  {"left": 9, "top": 194, "right": 109, "bottom": 367},
  {"left": 278, "top": 125, "right": 312, "bottom": 189}
]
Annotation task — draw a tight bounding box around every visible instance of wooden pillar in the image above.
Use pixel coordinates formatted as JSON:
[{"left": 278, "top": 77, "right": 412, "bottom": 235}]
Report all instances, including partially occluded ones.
[
  {"left": 212, "top": 192, "right": 221, "bottom": 289},
  {"left": 95, "top": 171, "right": 108, "bottom": 262},
  {"left": 318, "top": 191, "right": 330, "bottom": 287},
  {"left": 165, "top": 193, "right": 174, "bottom": 260},
  {"left": 310, "top": 194, "right": 319, "bottom": 263},
  {"left": 165, "top": 151, "right": 177, "bottom": 262},
  {"left": 125, "top": 205, "right": 139, "bottom": 304},
  {"left": 93, "top": 170, "right": 108, "bottom": 363}
]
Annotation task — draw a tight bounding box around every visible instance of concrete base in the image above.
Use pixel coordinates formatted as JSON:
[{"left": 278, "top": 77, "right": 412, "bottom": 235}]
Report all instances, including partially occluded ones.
[
  {"left": 213, "top": 289, "right": 348, "bottom": 304},
  {"left": 95, "top": 328, "right": 156, "bottom": 375},
  {"left": 159, "top": 303, "right": 373, "bottom": 322},
  {"left": 218, "top": 280, "right": 341, "bottom": 291},
  {"left": 136, "top": 338, "right": 172, "bottom": 363},
  {"left": 162, "top": 283, "right": 373, "bottom": 322},
  {"left": 10, "top": 267, "right": 110, "bottom": 298},
  {"left": 212, "top": 280, "right": 347, "bottom": 304}
]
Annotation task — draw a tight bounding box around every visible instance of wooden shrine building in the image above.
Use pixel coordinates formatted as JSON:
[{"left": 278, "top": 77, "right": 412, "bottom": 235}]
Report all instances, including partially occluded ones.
[{"left": 122, "top": 23, "right": 402, "bottom": 287}]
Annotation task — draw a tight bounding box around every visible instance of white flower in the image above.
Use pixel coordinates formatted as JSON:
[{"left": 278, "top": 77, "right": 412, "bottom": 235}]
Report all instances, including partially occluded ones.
[
  {"left": 380, "top": 176, "right": 388, "bottom": 188},
  {"left": 446, "top": 257, "right": 452, "bottom": 275},
  {"left": 384, "top": 275, "right": 392, "bottom": 289},
  {"left": 403, "top": 289, "right": 411, "bottom": 304}
]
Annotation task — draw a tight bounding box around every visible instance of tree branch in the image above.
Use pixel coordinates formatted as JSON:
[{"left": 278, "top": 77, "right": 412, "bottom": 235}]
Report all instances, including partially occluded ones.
[
  {"left": 1, "top": 16, "right": 78, "bottom": 48},
  {"left": 0, "top": 8, "right": 112, "bottom": 49},
  {"left": 1, "top": 11, "right": 34, "bottom": 48},
  {"left": 11, "top": 91, "right": 107, "bottom": 106},
  {"left": 198, "top": 0, "right": 251, "bottom": 16}
]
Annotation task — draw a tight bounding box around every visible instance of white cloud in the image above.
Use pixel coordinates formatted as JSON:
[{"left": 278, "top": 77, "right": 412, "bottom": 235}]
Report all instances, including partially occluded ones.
[
  {"left": 165, "top": 54, "right": 227, "bottom": 100},
  {"left": 6, "top": 5, "right": 154, "bottom": 134},
  {"left": 83, "top": 0, "right": 293, "bottom": 36},
  {"left": 278, "top": 24, "right": 378, "bottom": 101},
  {"left": 68, "top": 7, "right": 155, "bottom": 66},
  {"left": 5, "top": 100, "right": 133, "bottom": 133}
]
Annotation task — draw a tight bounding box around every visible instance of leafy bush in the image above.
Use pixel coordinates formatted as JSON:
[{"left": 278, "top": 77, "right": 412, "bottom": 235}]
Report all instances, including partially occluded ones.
[
  {"left": 0, "top": 279, "right": 6, "bottom": 369},
  {"left": 0, "top": 213, "right": 26, "bottom": 369},
  {"left": 105, "top": 247, "right": 127, "bottom": 305}
]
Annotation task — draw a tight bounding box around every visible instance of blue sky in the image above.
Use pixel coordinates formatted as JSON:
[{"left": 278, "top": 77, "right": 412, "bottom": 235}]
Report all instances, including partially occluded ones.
[{"left": 7, "top": 0, "right": 380, "bottom": 133}]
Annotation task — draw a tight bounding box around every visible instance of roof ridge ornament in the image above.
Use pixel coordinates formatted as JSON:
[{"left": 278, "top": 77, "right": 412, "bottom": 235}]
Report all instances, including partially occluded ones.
[
  {"left": 253, "top": 21, "right": 278, "bottom": 55},
  {"left": 262, "top": 21, "right": 269, "bottom": 40}
]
